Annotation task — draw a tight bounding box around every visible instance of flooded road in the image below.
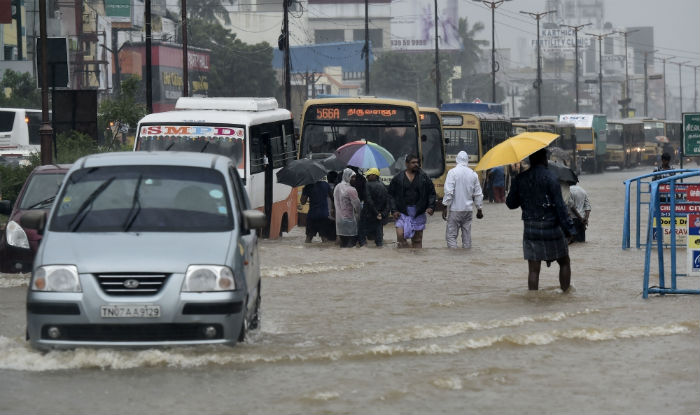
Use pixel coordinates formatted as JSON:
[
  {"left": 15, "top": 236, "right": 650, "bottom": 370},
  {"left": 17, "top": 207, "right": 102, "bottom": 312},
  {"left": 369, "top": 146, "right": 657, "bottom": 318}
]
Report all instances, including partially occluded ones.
[{"left": 1, "top": 166, "right": 698, "bottom": 414}]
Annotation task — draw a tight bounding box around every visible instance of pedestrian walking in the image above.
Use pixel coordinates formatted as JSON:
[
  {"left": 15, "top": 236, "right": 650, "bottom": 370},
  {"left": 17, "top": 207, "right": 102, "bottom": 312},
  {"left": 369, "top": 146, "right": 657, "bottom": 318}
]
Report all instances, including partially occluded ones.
[
  {"left": 506, "top": 148, "right": 576, "bottom": 291},
  {"left": 301, "top": 179, "right": 334, "bottom": 243},
  {"left": 333, "top": 168, "right": 362, "bottom": 248},
  {"left": 653, "top": 152, "right": 675, "bottom": 181},
  {"left": 441, "top": 151, "right": 484, "bottom": 248},
  {"left": 568, "top": 184, "right": 591, "bottom": 243},
  {"left": 489, "top": 165, "right": 506, "bottom": 203},
  {"left": 388, "top": 154, "right": 437, "bottom": 248},
  {"left": 358, "top": 168, "right": 389, "bottom": 247}
]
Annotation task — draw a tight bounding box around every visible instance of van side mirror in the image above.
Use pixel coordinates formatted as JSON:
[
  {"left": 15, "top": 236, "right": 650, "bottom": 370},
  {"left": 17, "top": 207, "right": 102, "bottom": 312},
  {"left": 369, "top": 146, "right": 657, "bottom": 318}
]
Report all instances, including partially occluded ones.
[
  {"left": 0, "top": 200, "right": 12, "bottom": 215},
  {"left": 20, "top": 210, "right": 47, "bottom": 234},
  {"left": 242, "top": 209, "right": 267, "bottom": 230}
]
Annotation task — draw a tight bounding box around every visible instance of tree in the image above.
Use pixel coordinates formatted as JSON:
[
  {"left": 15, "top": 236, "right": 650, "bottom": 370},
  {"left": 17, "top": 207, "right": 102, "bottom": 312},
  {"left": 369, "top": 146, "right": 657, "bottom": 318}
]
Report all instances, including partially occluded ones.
[
  {"left": 188, "top": 0, "right": 235, "bottom": 25},
  {"left": 519, "top": 79, "right": 576, "bottom": 117},
  {"left": 98, "top": 77, "right": 147, "bottom": 147},
  {"left": 455, "top": 17, "right": 487, "bottom": 76},
  {"left": 370, "top": 51, "right": 454, "bottom": 107},
  {"left": 0, "top": 69, "right": 41, "bottom": 108},
  {"left": 188, "top": 19, "right": 278, "bottom": 97}
]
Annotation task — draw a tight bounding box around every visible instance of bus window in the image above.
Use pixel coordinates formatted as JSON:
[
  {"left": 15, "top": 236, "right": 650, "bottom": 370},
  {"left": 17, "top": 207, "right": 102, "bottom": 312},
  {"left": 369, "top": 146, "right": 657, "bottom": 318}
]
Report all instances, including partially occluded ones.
[
  {"left": 444, "top": 128, "right": 478, "bottom": 158},
  {"left": 0, "top": 111, "right": 15, "bottom": 132},
  {"left": 576, "top": 129, "right": 593, "bottom": 144}
]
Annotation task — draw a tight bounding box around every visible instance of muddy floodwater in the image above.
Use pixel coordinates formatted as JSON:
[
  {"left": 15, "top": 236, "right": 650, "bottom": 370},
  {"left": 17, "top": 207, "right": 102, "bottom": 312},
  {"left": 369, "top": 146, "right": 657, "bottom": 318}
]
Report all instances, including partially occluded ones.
[{"left": 0, "top": 166, "right": 698, "bottom": 414}]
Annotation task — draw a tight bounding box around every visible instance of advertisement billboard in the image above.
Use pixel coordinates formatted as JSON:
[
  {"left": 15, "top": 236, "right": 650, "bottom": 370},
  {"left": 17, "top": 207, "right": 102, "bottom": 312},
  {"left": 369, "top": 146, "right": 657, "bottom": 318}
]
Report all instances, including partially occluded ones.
[{"left": 390, "top": 0, "right": 460, "bottom": 51}]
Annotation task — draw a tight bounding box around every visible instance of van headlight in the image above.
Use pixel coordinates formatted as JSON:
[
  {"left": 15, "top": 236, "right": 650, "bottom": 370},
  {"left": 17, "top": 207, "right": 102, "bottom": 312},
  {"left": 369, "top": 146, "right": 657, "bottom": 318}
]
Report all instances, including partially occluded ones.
[
  {"left": 5, "top": 220, "right": 29, "bottom": 249},
  {"left": 32, "top": 265, "right": 81, "bottom": 292},
  {"left": 182, "top": 265, "right": 236, "bottom": 292}
]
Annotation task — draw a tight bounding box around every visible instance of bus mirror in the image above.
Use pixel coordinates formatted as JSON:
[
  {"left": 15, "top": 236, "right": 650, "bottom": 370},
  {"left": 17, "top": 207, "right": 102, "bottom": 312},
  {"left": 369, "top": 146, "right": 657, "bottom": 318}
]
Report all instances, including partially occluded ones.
[
  {"left": 444, "top": 137, "right": 450, "bottom": 144},
  {"left": 421, "top": 134, "right": 427, "bottom": 142}
]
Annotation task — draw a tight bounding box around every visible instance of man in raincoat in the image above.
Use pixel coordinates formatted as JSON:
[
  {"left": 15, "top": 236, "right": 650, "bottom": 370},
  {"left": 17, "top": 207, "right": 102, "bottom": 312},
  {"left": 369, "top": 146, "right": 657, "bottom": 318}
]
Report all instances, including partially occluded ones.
[
  {"left": 441, "top": 151, "right": 484, "bottom": 248},
  {"left": 388, "top": 154, "right": 437, "bottom": 248},
  {"left": 333, "top": 168, "right": 362, "bottom": 248}
]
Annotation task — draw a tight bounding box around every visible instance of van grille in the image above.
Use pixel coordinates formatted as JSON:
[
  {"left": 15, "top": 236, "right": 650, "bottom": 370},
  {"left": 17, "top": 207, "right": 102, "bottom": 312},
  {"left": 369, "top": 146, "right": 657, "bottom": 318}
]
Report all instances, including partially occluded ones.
[{"left": 94, "top": 273, "right": 170, "bottom": 296}]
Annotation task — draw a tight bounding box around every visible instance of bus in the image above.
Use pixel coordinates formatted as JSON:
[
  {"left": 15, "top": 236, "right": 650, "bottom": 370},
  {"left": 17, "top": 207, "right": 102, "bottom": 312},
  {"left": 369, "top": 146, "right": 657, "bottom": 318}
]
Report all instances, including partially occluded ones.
[
  {"left": 605, "top": 119, "right": 644, "bottom": 169},
  {"left": 525, "top": 116, "right": 579, "bottom": 174},
  {"left": 440, "top": 111, "right": 511, "bottom": 174},
  {"left": 419, "top": 107, "right": 447, "bottom": 199},
  {"left": 134, "top": 97, "right": 298, "bottom": 239},
  {"left": 0, "top": 108, "right": 43, "bottom": 158},
  {"left": 298, "top": 97, "right": 427, "bottom": 183},
  {"left": 559, "top": 114, "right": 607, "bottom": 173}
]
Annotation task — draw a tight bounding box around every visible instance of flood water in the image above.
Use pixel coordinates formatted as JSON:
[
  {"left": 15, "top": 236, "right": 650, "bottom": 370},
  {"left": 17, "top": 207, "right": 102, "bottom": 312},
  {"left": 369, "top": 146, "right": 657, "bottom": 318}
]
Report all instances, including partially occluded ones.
[{"left": 0, "top": 166, "right": 698, "bottom": 414}]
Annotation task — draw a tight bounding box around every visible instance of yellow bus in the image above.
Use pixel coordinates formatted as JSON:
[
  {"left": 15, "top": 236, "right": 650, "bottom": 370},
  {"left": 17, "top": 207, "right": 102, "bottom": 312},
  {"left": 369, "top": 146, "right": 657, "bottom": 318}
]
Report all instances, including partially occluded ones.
[
  {"left": 419, "top": 107, "right": 447, "bottom": 199},
  {"left": 440, "top": 111, "right": 511, "bottom": 174}
]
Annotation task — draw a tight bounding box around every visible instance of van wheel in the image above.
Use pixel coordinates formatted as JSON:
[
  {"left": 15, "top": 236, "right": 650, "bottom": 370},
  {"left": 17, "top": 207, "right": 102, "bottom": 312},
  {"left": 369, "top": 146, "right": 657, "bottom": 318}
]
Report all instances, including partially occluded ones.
[{"left": 249, "top": 282, "right": 261, "bottom": 331}]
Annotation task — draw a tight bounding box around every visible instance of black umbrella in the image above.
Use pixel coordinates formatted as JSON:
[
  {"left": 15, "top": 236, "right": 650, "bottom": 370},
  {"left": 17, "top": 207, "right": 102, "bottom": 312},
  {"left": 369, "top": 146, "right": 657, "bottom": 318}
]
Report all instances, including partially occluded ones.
[
  {"left": 548, "top": 160, "right": 578, "bottom": 184},
  {"left": 276, "top": 159, "right": 329, "bottom": 187},
  {"left": 319, "top": 154, "right": 347, "bottom": 171}
]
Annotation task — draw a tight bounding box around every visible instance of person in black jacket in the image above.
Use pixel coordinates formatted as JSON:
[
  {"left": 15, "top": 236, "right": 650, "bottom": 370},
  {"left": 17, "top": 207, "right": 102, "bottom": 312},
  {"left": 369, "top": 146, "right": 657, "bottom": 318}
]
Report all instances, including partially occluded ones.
[
  {"left": 358, "top": 167, "right": 389, "bottom": 247},
  {"left": 388, "top": 154, "right": 437, "bottom": 248},
  {"left": 506, "top": 148, "right": 576, "bottom": 291}
]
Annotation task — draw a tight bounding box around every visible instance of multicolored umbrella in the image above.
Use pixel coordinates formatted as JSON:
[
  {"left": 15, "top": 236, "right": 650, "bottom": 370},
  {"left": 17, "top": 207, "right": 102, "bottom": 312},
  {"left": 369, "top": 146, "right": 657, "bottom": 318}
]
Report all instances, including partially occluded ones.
[{"left": 334, "top": 139, "right": 396, "bottom": 169}]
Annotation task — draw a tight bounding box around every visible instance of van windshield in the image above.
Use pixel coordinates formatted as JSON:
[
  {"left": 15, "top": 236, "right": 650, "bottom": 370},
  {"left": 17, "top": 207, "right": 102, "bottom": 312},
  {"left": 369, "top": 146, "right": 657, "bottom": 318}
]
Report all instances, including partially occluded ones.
[
  {"left": 50, "top": 165, "right": 233, "bottom": 232},
  {"left": 19, "top": 173, "right": 66, "bottom": 209}
]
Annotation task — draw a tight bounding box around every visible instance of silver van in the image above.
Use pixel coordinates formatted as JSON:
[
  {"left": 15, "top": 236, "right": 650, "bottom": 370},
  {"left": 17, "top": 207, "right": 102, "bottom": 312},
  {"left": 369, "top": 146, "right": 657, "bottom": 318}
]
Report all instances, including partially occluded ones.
[{"left": 21, "top": 151, "right": 266, "bottom": 350}]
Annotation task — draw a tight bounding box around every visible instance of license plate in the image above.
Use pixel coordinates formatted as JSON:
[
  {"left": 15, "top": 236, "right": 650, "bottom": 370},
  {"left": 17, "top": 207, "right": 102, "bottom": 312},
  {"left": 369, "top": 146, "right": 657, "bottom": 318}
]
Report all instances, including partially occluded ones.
[{"left": 100, "top": 304, "right": 161, "bottom": 318}]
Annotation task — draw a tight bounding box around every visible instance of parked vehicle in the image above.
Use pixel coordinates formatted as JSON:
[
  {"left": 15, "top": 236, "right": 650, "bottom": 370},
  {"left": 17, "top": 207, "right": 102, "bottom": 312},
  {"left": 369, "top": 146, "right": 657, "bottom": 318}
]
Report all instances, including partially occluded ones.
[
  {"left": 20, "top": 151, "right": 266, "bottom": 350},
  {"left": 0, "top": 108, "right": 43, "bottom": 157},
  {"left": 0, "top": 164, "right": 70, "bottom": 273}
]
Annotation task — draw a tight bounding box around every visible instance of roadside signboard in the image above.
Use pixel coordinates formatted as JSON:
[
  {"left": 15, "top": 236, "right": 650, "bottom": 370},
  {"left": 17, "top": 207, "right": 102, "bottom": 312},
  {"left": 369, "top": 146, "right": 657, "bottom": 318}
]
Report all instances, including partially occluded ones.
[
  {"left": 653, "top": 183, "right": 700, "bottom": 246},
  {"left": 683, "top": 113, "right": 700, "bottom": 156}
]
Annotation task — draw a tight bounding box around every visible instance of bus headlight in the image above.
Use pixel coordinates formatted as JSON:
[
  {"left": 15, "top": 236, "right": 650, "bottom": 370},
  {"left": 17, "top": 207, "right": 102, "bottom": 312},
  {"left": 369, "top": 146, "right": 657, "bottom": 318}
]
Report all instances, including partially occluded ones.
[
  {"left": 182, "top": 265, "right": 236, "bottom": 292},
  {"left": 5, "top": 221, "right": 29, "bottom": 249}
]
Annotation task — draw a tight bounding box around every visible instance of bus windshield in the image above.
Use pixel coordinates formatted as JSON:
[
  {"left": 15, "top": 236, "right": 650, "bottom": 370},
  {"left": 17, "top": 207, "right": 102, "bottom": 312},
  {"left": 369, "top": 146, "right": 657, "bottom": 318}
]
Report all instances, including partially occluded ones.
[
  {"left": 644, "top": 122, "right": 664, "bottom": 141},
  {"left": 444, "top": 128, "right": 478, "bottom": 158},
  {"left": 136, "top": 124, "right": 246, "bottom": 170},
  {"left": 607, "top": 125, "right": 623, "bottom": 145},
  {"left": 576, "top": 128, "right": 593, "bottom": 144}
]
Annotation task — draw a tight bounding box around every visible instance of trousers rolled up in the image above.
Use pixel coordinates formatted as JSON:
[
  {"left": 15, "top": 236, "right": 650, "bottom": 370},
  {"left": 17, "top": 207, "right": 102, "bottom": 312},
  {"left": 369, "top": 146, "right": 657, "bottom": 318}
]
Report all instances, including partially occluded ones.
[{"left": 445, "top": 210, "right": 473, "bottom": 248}]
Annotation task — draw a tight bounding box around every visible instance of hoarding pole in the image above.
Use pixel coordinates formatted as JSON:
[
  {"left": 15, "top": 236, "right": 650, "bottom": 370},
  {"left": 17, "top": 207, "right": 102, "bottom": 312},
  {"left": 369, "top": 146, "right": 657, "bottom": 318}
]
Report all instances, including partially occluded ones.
[
  {"left": 364, "top": 0, "right": 369, "bottom": 94},
  {"left": 38, "top": 0, "right": 52, "bottom": 165},
  {"left": 182, "top": 0, "right": 188, "bottom": 97},
  {"left": 434, "top": 0, "right": 440, "bottom": 107},
  {"left": 283, "top": 0, "right": 291, "bottom": 110},
  {"left": 145, "top": 0, "right": 153, "bottom": 113}
]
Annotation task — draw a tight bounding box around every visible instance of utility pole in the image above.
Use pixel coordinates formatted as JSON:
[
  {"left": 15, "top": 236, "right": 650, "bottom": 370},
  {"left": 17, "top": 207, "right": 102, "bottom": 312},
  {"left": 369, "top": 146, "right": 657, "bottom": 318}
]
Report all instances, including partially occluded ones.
[
  {"left": 14, "top": 0, "right": 23, "bottom": 59},
  {"left": 674, "top": 61, "right": 689, "bottom": 115},
  {"left": 182, "top": 0, "right": 188, "bottom": 97},
  {"left": 661, "top": 56, "right": 674, "bottom": 119},
  {"left": 613, "top": 29, "right": 639, "bottom": 118},
  {"left": 560, "top": 23, "right": 591, "bottom": 113},
  {"left": 145, "top": 0, "right": 153, "bottom": 113},
  {"left": 434, "top": 0, "right": 440, "bottom": 107},
  {"left": 364, "top": 0, "right": 369, "bottom": 94},
  {"left": 520, "top": 9, "right": 556, "bottom": 116},
  {"left": 586, "top": 31, "right": 615, "bottom": 115},
  {"left": 694, "top": 65, "right": 698, "bottom": 112},
  {"left": 475, "top": 0, "right": 511, "bottom": 103},
  {"left": 282, "top": 0, "right": 291, "bottom": 109},
  {"left": 644, "top": 50, "right": 649, "bottom": 116},
  {"left": 38, "top": 0, "right": 52, "bottom": 164}
]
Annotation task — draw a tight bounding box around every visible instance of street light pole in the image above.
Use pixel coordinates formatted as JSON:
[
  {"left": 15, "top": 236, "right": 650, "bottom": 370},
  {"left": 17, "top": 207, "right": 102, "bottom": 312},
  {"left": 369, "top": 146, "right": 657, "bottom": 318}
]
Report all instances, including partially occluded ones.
[
  {"left": 476, "top": 0, "right": 511, "bottom": 103},
  {"left": 586, "top": 31, "right": 615, "bottom": 115},
  {"left": 145, "top": 0, "right": 152, "bottom": 113},
  {"left": 38, "top": 0, "right": 52, "bottom": 165},
  {"left": 182, "top": 0, "right": 188, "bottom": 97},
  {"left": 694, "top": 65, "right": 698, "bottom": 112},
  {"left": 521, "top": 9, "right": 556, "bottom": 116},
  {"left": 613, "top": 29, "right": 639, "bottom": 118},
  {"left": 560, "top": 23, "right": 591, "bottom": 113},
  {"left": 674, "top": 61, "right": 689, "bottom": 115},
  {"left": 661, "top": 56, "right": 674, "bottom": 119},
  {"left": 364, "top": 0, "right": 369, "bottom": 94}
]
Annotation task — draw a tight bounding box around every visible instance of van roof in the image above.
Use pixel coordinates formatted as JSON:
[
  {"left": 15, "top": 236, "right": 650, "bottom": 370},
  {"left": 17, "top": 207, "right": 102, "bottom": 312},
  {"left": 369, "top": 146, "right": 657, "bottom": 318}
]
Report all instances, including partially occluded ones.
[
  {"left": 138, "top": 108, "right": 292, "bottom": 126},
  {"left": 74, "top": 151, "right": 230, "bottom": 171}
]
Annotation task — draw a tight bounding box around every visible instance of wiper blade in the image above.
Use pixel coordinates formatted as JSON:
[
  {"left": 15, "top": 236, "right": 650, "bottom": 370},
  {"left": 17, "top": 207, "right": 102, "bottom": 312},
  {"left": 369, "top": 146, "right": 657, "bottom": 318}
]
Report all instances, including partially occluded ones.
[
  {"left": 122, "top": 174, "right": 143, "bottom": 232},
  {"left": 199, "top": 141, "right": 210, "bottom": 152},
  {"left": 27, "top": 195, "right": 56, "bottom": 209},
  {"left": 165, "top": 142, "right": 175, "bottom": 151},
  {"left": 68, "top": 176, "right": 116, "bottom": 232}
]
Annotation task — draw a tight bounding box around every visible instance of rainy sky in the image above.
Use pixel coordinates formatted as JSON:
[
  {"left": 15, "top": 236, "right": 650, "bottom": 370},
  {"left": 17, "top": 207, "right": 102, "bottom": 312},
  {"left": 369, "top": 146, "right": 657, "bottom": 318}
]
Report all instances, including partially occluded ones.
[{"left": 465, "top": 0, "right": 700, "bottom": 89}]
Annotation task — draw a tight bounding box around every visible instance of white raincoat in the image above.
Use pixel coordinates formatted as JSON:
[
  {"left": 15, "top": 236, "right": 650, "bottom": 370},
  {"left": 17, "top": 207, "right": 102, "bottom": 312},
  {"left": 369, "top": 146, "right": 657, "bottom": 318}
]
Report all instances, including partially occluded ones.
[
  {"left": 442, "top": 151, "right": 483, "bottom": 211},
  {"left": 333, "top": 168, "right": 362, "bottom": 236}
]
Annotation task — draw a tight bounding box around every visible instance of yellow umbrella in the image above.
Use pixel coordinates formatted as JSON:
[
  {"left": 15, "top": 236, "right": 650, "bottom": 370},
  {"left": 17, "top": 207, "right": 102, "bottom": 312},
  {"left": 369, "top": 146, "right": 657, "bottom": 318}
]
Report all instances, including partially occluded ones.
[{"left": 474, "top": 132, "right": 560, "bottom": 171}]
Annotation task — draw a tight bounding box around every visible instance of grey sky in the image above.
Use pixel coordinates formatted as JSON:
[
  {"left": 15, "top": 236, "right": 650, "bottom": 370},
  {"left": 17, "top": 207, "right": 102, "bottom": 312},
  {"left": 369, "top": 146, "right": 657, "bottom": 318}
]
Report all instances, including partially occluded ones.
[{"left": 464, "top": 0, "right": 700, "bottom": 88}]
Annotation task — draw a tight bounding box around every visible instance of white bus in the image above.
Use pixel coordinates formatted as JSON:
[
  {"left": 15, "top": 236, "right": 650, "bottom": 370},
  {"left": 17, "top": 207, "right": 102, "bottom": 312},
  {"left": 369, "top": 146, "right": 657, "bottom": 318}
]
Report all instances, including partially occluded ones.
[
  {"left": 0, "top": 108, "right": 43, "bottom": 158},
  {"left": 134, "top": 97, "right": 297, "bottom": 239}
]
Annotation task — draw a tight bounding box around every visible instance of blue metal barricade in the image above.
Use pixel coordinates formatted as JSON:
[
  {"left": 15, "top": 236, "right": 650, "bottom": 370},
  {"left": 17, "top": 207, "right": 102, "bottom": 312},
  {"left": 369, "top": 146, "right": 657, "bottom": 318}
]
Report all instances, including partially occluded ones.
[{"left": 641, "top": 171, "right": 700, "bottom": 298}]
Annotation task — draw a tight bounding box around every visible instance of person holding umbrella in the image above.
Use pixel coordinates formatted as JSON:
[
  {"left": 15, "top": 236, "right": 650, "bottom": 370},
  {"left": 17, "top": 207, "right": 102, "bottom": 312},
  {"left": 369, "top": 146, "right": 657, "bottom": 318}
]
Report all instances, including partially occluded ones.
[
  {"left": 388, "top": 154, "right": 437, "bottom": 248},
  {"left": 301, "top": 178, "right": 334, "bottom": 243},
  {"left": 506, "top": 148, "right": 576, "bottom": 292},
  {"left": 358, "top": 168, "right": 389, "bottom": 247}
]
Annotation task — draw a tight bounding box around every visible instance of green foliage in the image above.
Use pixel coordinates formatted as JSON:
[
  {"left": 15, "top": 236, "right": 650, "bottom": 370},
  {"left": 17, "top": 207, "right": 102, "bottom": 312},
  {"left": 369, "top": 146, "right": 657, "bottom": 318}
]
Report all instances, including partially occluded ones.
[
  {"left": 370, "top": 51, "right": 454, "bottom": 107},
  {"left": 519, "top": 80, "right": 575, "bottom": 117},
  {"left": 455, "top": 17, "right": 488, "bottom": 76},
  {"left": 188, "top": 0, "right": 235, "bottom": 25},
  {"left": 98, "top": 77, "right": 147, "bottom": 148},
  {"left": 0, "top": 69, "right": 41, "bottom": 109},
  {"left": 0, "top": 159, "right": 37, "bottom": 203},
  {"left": 452, "top": 72, "right": 506, "bottom": 103},
  {"left": 188, "top": 19, "right": 279, "bottom": 97}
]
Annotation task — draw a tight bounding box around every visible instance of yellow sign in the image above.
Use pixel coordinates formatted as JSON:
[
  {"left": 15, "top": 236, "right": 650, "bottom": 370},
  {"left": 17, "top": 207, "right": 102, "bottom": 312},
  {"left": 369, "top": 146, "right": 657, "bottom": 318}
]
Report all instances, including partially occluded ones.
[{"left": 653, "top": 216, "right": 688, "bottom": 246}]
